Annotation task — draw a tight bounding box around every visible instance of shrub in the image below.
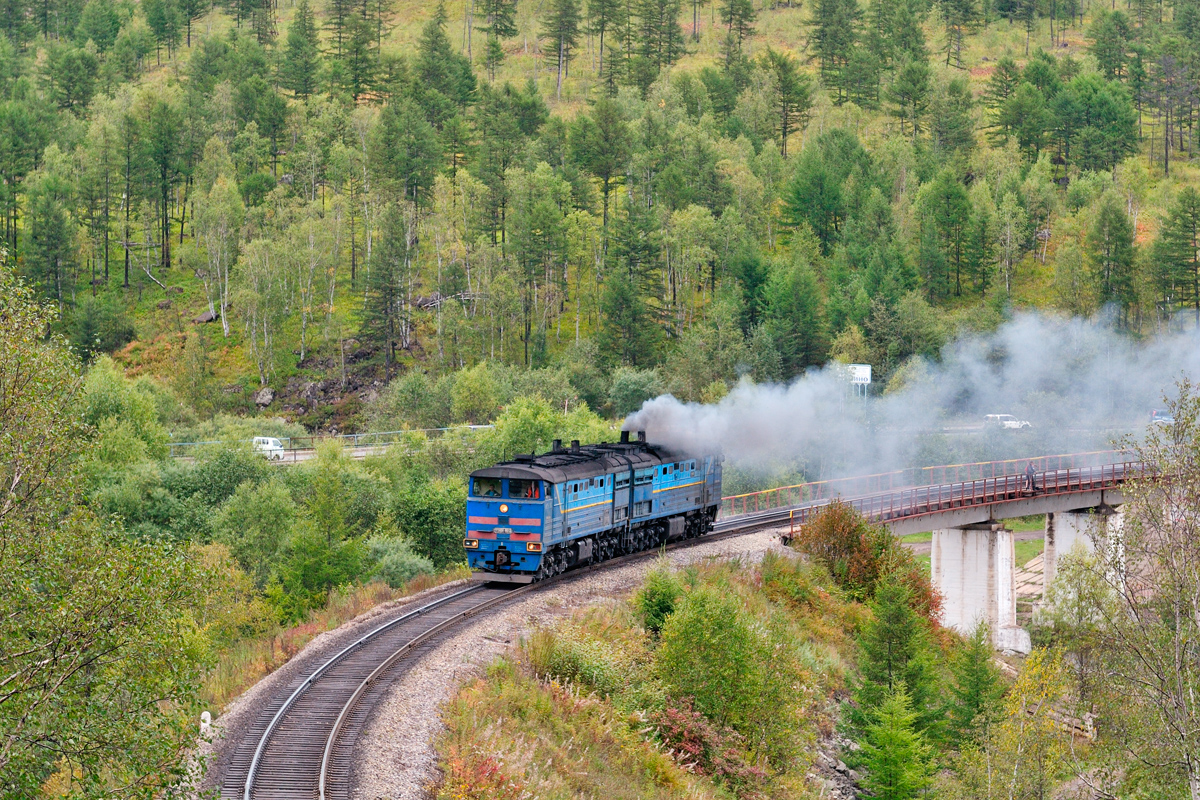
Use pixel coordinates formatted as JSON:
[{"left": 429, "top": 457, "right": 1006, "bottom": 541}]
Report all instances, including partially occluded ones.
[
  {"left": 650, "top": 699, "right": 767, "bottom": 791},
  {"left": 367, "top": 536, "right": 434, "bottom": 588},
  {"left": 525, "top": 627, "right": 624, "bottom": 696},
  {"left": 656, "top": 586, "right": 760, "bottom": 730},
  {"left": 451, "top": 362, "right": 501, "bottom": 423},
  {"left": 791, "top": 500, "right": 941, "bottom": 620},
  {"left": 212, "top": 477, "right": 296, "bottom": 587},
  {"left": 390, "top": 475, "right": 467, "bottom": 569},
  {"left": 657, "top": 583, "right": 808, "bottom": 766},
  {"left": 635, "top": 565, "right": 685, "bottom": 633},
  {"left": 171, "top": 413, "right": 307, "bottom": 445},
  {"left": 169, "top": 446, "right": 269, "bottom": 507},
  {"left": 81, "top": 356, "right": 168, "bottom": 454},
  {"left": 69, "top": 295, "right": 135, "bottom": 361},
  {"left": 270, "top": 527, "right": 366, "bottom": 623}
]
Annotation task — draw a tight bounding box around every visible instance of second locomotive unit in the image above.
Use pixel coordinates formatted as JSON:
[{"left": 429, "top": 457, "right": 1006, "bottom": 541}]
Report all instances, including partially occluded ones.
[{"left": 464, "top": 431, "right": 722, "bottom": 582}]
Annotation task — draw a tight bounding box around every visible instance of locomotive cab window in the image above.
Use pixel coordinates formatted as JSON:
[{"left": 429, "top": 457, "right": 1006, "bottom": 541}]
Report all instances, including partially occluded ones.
[
  {"left": 473, "top": 478, "right": 502, "bottom": 497},
  {"left": 509, "top": 479, "right": 540, "bottom": 499}
]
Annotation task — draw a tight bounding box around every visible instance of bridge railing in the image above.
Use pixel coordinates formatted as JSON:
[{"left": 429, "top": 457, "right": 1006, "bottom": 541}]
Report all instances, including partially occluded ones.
[
  {"left": 720, "top": 449, "right": 1131, "bottom": 519},
  {"left": 783, "top": 460, "right": 1140, "bottom": 532}
]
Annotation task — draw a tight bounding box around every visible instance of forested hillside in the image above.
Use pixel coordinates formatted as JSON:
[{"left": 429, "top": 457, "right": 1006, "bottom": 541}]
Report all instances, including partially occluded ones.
[{"left": 9, "top": 0, "right": 1197, "bottom": 430}]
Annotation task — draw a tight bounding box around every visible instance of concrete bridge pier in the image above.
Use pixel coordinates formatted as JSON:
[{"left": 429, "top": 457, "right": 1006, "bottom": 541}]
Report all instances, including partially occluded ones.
[
  {"left": 1043, "top": 506, "right": 1124, "bottom": 592},
  {"left": 930, "top": 522, "right": 1032, "bottom": 654}
]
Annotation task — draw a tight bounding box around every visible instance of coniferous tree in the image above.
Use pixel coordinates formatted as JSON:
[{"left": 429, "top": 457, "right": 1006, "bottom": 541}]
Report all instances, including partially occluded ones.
[
  {"left": 178, "top": 0, "right": 208, "bottom": 46},
  {"left": 983, "top": 56, "right": 1022, "bottom": 143},
  {"left": 634, "top": 0, "right": 686, "bottom": 84},
  {"left": 718, "top": 0, "right": 755, "bottom": 77},
  {"left": 337, "top": 12, "right": 377, "bottom": 101},
  {"left": 78, "top": 0, "right": 122, "bottom": 51},
  {"left": 964, "top": 188, "right": 996, "bottom": 296},
  {"left": 543, "top": 0, "right": 582, "bottom": 99},
  {"left": 688, "top": 0, "right": 708, "bottom": 40},
  {"left": 142, "top": 95, "right": 183, "bottom": 272},
  {"left": 938, "top": 0, "right": 976, "bottom": 68},
  {"left": 763, "top": 249, "right": 826, "bottom": 373},
  {"left": 885, "top": 57, "right": 931, "bottom": 138},
  {"left": 362, "top": 203, "right": 415, "bottom": 379},
  {"left": 948, "top": 621, "right": 1005, "bottom": 746},
  {"left": 599, "top": 195, "right": 663, "bottom": 366},
  {"left": 145, "top": 0, "right": 183, "bottom": 62},
  {"left": 920, "top": 168, "right": 970, "bottom": 298},
  {"left": 281, "top": 0, "right": 321, "bottom": 98},
  {"left": 586, "top": 0, "right": 619, "bottom": 76},
  {"left": 810, "top": 0, "right": 860, "bottom": 101},
  {"left": 418, "top": 2, "right": 476, "bottom": 113},
  {"left": 844, "top": 46, "right": 882, "bottom": 108},
  {"left": 849, "top": 577, "right": 945, "bottom": 740},
  {"left": 859, "top": 688, "right": 934, "bottom": 800},
  {"left": 759, "top": 47, "right": 812, "bottom": 157},
  {"left": 479, "top": 0, "right": 518, "bottom": 81},
  {"left": 569, "top": 97, "right": 631, "bottom": 228},
  {"left": 1156, "top": 187, "right": 1200, "bottom": 323},
  {"left": 1089, "top": 10, "right": 1131, "bottom": 80},
  {"left": 326, "top": 0, "right": 356, "bottom": 55},
  {"left": 372, "top": 97, "right": 441, "bottom": 206},
  {"left": 930, "top": 75, "right": 976, "bottom": 160},
  {"left": 26, "top": 188, "right": 73, "bottom": 307},
  {"left": 1088, "top": 192, "right": 1136, "bottom": 325}
]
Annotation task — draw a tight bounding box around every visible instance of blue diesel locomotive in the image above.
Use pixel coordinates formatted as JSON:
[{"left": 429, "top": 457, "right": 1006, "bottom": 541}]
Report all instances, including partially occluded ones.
[{"left": 465, "top": 431, "right": 722, "bottom": 582}]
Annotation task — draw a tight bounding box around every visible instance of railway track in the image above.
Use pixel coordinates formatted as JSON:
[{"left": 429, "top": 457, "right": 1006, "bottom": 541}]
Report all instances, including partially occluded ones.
[
  {"left": 218, "top": 458, "right": 1134, "bottom": 800},
  {"left": 219, "top": 508, "right": 787, "bottom": 800}
]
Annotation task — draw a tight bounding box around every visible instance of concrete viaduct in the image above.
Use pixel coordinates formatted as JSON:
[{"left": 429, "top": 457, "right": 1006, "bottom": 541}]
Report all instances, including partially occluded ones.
[{"left": 751, "top": 454, "right": 1135, "bottom": 653}]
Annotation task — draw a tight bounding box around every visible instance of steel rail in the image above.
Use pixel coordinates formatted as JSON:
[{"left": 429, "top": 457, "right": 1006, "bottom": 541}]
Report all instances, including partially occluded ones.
[
  {"left": 310, "top": 512, "right": 790, "bottom": 800},
  {"left": 241, "top": 583, "right": 488, "bottom": 800},
  {"left": 317, "top": 582, "right": 535, "bottom": 800},
  {"left": 248, "top": 458, "right": 1125, "bottom": 800}
]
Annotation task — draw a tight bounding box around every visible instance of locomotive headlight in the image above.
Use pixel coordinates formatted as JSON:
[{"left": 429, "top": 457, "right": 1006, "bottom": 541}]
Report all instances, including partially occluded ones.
[
  {"left": 463, "top": 539, "right": 479, "bottom": 549},
  {"left": 527, "top": 542, "right": 543, "bottom": 552},
  {"left": 499, "top": 503, "right": 509, "bottom": 513}
]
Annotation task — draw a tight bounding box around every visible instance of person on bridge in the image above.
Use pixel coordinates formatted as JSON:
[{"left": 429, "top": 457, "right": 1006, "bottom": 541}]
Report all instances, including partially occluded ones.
[{"left": 1025, "top": 462, "right": 1038, "bottom": 492}]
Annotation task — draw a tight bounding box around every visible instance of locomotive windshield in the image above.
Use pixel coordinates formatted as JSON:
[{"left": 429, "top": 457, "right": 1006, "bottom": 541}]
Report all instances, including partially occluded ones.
[
  {"left": 473, "top": 477, "right": 501, "bottom": 497},
  {"left": 509, "top": 479, "right": 541, "bottom": 499}
]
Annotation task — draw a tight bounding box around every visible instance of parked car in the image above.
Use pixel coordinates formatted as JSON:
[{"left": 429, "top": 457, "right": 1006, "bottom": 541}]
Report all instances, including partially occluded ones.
[
  {"left": 1149, "top": 409, "right": 1176, "bottom": 426},
  {"left": 984, "top": 414, "right": 1032, "bottom": 430},
  {"left": 252, "top": 436, "right": 286, "bottom": 460}
]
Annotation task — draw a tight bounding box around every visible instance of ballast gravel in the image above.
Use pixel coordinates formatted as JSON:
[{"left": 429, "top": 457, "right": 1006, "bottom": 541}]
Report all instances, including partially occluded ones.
[
  {"left": 351, "top": 528, "right": 788, "bottom": 800},
  {"left": 199, "top": 580, "right": 474, "bottom": 796}
]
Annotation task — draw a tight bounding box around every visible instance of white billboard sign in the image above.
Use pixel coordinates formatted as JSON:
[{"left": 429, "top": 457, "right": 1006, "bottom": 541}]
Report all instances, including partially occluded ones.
[{"left": 848, "top": 364, "right": 872, "bottom": 385}]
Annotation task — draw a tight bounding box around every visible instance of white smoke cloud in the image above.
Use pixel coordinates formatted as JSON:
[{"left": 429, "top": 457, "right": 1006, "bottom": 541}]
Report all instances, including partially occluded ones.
[{"left": 625, "top": 313, "right": 1200, "bottom": 479}]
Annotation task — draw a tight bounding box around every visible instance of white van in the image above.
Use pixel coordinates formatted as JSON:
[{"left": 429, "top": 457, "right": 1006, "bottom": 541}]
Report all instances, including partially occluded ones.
[{"left": 252, "top": 436, "right": 286, "bottom": 460}]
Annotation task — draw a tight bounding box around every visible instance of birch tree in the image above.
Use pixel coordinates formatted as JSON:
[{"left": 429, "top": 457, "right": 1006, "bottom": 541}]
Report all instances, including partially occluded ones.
[
  {"left": 195, "top": 174, "right": 244, "bottom": 336},
  {"left": 238, "top": 238, "right": 286, "bottom": 385}
]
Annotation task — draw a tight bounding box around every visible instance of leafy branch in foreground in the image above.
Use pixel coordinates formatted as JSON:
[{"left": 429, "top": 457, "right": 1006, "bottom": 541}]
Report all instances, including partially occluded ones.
[{"left": 0, "top": 268, "right": 211, "bottom": 797}]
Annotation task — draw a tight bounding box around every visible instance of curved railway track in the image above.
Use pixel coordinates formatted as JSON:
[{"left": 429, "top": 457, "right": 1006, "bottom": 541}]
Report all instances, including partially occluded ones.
[
  {"left": 219, "top": 508, "right": 787, "bottom": 800},
  {"left": 218, "top": 459, "right": 1133, "bottom": 800}
]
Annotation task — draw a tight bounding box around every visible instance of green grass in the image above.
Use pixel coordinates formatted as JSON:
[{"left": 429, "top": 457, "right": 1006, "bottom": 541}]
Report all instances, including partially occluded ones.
[
  {"left": 1015, "top": 538, "right": 1044, "bottom": 566},
  {"left": 1008, "top": 515, "right": 1046, "bottom": 532},
  {"left": 901, "top": 532, "right": 933, "bottom": 544}
]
